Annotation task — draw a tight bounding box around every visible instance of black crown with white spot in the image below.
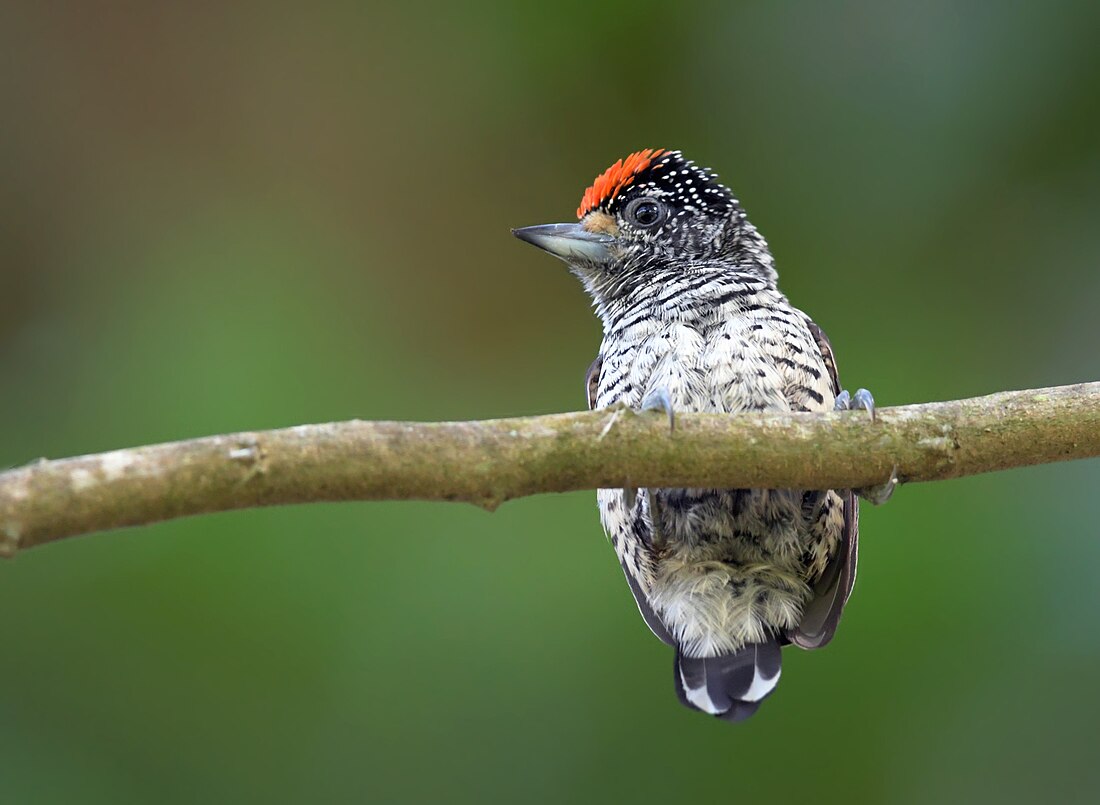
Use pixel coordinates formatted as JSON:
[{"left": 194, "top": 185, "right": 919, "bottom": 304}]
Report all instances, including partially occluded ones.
[{"left": 605, "top": 151, "right": 738, "bottom": 223}]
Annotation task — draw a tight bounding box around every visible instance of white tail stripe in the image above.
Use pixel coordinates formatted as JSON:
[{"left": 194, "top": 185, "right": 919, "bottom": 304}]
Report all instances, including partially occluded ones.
[
  {"left": 742, "top": 663, "right": 781, "bottom": 702},
  {"left": 679, "top": 665, "right": 723, "bottom": 715}
]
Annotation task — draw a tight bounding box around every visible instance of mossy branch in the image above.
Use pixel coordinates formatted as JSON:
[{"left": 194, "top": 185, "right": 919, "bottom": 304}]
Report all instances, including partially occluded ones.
[{"left": 1, "top": 382, "right": 1098, "bottom": 557}]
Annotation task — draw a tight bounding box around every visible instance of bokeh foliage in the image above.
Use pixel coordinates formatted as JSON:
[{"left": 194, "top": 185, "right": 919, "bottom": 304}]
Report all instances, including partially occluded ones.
[{"left": 3, "top": 2, "right": 1100, "bottom": 803}]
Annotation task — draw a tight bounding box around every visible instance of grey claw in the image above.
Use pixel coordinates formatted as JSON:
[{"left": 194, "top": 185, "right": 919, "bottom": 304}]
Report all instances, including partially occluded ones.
[
  {"left": 641, "top": 387, "right": 676, "bottom": 433},
  {"left": 622, "top": 486, "right": 638, "bottom": 512},
  {"left": 645, "top": 488, "right": 666, "bottom": 549},
  {"left": 852, "top": 388, "right": 876, "bottom": 422},
  {"left": 836, "top": 387, "right": 876, "bottom": 422},
  {"left": 856, "top": 464, "right": 898, "bottom": 505}
]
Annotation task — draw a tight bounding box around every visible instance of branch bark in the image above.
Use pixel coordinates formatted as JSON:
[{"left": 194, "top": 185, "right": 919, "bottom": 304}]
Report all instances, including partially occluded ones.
[{"left": 2, "top": 382, "right": 1098, "bottom": 557}]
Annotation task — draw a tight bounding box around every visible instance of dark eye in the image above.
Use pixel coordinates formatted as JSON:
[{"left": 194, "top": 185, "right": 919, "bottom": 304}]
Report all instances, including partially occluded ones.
[{"left": 626, "top": 197, "right": 664, "bottom": 228}]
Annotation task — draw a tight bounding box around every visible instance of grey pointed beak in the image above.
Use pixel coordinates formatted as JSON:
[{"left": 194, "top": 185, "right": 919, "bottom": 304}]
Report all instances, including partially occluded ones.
[{"left": 512, "top": 223, "right": 615, "bottom": 264}]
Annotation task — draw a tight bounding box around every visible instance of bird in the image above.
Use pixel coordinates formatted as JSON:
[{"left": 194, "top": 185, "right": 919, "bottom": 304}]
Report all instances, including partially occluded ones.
[{"left": 513, "top": 148, "right": 881, "bottom": 722}]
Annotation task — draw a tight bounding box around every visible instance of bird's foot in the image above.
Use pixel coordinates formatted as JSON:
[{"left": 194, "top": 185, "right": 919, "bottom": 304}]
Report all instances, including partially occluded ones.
[
  {"left": 834, "top": 387, "right": 876, "bottom": 422},
  {"left": 835, "top": 387, "right": 896, "bottom": 504},
  {"left": 644, "top": 488, "right": 666, "bottom": 549},
  {"left": 619, "top": 388, "right": 675, "bottom": 524},
  {"left": 640, "top": 386, "right": 676, "bottom": 433},
  {"left": 615, "top": 487, "right": 666, "bottom": 549},
  {"left": 860, "top": 465, "right": 898, "bottom": 505}
]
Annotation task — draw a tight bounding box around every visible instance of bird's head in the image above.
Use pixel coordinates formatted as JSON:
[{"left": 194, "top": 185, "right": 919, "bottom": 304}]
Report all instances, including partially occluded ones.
[{"left": 514, "top": 149, "right": 776, "bottom": 310}]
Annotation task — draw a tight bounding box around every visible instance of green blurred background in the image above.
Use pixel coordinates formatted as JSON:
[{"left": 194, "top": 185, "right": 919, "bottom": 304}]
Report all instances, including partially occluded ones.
[{"left": 3, "top": 2, "right": 1100, "bottom": 803}]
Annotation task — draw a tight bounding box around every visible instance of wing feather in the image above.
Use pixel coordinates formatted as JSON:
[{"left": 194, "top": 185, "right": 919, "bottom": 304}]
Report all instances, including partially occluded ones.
[
  {"left": 789, "top": 321, "right": 859, "bottom": 649},
  {"left": 585, "top": 356, "right": 602, "bottom": 410}
]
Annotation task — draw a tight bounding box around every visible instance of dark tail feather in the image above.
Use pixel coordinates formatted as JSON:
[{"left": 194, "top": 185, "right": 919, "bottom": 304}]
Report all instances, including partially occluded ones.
[{"left": 673, "top": 640, "right": 782, "bottom": 723}]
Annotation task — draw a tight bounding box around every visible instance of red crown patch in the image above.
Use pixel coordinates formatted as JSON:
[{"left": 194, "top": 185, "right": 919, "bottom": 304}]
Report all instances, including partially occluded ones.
[{"left": 577, "top": 148, "right": 667, "bottom": 219}]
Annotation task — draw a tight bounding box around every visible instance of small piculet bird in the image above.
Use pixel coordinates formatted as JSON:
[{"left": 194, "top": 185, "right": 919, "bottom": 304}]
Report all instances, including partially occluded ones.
[{"left": 514, "top": 149, "right": 877, "bottom": 722}]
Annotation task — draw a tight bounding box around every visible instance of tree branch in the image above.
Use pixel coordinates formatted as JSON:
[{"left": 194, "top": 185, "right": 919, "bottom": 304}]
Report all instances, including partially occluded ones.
[{"left": 1, "top": 382, "right": 1098, "bottom": 557}]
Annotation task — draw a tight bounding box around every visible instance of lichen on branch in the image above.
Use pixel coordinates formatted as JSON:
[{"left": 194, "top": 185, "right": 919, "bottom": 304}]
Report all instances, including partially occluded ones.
[{"left": 2, "top": 382, "right": 1099, "bottom": 557}]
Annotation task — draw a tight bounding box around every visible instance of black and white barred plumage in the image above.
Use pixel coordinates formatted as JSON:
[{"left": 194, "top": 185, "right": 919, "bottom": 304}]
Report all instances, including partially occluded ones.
[{"left": 515, "top": 150, "right": 858, "bottom": 722}]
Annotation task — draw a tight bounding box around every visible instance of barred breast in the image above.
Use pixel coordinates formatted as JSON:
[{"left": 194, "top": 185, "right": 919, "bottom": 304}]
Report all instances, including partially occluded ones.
[{"left": 594, "top": 283, "right": 844, "bottom": 657}]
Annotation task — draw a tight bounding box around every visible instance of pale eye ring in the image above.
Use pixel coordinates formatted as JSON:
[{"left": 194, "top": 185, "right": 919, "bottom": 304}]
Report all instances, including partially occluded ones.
[{"left": 625, "top": 197, "right": 665, "bottom": 228}]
